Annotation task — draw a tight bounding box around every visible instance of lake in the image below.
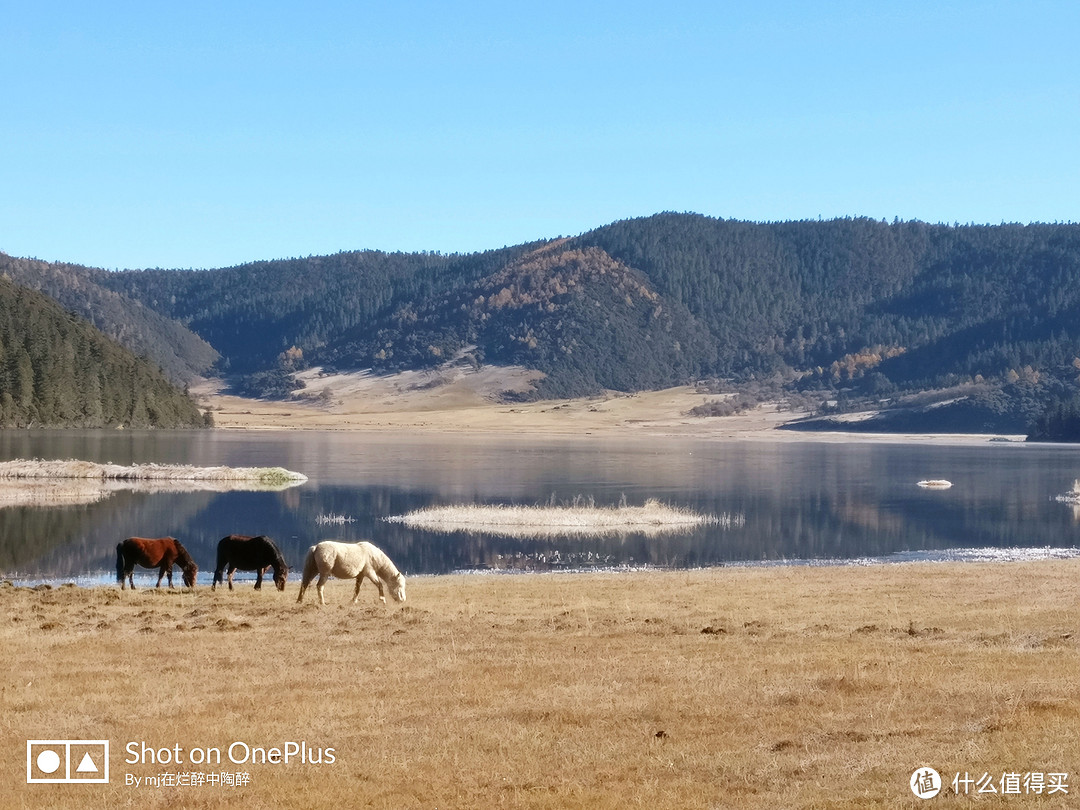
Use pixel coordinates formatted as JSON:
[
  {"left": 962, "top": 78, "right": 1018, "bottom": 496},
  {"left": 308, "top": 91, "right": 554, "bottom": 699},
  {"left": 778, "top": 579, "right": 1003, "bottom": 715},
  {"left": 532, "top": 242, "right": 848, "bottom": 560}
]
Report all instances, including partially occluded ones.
[{"left": 3, "top": 430, "right": 1080, "bottom": 585}]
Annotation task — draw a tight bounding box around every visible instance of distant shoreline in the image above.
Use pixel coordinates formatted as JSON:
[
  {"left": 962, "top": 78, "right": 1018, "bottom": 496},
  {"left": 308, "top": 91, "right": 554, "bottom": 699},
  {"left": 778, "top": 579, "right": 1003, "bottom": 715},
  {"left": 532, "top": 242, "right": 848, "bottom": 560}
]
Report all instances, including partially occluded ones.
[
  {"left": 191, "top": 373, "right": 1022, "bottom": 444},
  {"left": 9, "top": 546, "right": 1080, "bottom": 589}
]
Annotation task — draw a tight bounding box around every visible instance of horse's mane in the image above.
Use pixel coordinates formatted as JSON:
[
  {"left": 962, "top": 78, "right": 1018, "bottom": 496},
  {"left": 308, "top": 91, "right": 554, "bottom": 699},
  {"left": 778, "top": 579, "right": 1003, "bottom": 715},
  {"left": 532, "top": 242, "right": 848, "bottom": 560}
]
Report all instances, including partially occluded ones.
[
  {"left": 174, "top": 540, "right": 197, "bottom": 571},
  {"left": 266, "top": 537, "right": 287, "bottom": 572},
  {"left": 367, "top": 543, "right": 401, "bottom": 581}
]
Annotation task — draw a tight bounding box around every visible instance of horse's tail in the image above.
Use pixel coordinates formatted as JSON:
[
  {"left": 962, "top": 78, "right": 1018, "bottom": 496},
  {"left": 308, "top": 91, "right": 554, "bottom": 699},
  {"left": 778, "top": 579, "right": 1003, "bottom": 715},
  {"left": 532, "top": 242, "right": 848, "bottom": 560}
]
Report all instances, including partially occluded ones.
[
  {"left": 115, "top": 542, "right": 126, "bottom": 584},
  {"left": 301, "top": 545, "right": 318, "bottom": 585},
  {"left": 213, "top": 538, "right": 229, "bottom": 586}
]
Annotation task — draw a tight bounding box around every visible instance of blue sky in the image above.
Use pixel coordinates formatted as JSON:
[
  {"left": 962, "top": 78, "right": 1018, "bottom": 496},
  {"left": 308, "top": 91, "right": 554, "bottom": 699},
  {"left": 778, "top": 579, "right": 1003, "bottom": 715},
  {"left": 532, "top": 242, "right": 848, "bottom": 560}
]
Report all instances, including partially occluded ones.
[{"left": 2, "top": 1, "right": 1078, "bottom": 269}]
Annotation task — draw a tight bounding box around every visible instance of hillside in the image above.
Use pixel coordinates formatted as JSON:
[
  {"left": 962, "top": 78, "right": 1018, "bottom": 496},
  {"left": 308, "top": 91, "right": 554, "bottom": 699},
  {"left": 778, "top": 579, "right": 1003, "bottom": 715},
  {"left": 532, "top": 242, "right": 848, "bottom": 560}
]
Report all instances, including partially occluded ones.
[
  {"left": 575, "top": 214, "right": 1080, "bottom": 387},
  {"left": 319, "top": 241, "right": 715, "bottom": 397},
  {"left": 93, "top": 245, "right": 538, "bottom": 374},
  {"left": 20, "top": 213, "right": 1080, "bottom": 432},
  {"left": 0, "top": 252, "right": 218, "bottom": 383},
  {"left": 0, "top": 277, "right": 209, "bottom": 428}
]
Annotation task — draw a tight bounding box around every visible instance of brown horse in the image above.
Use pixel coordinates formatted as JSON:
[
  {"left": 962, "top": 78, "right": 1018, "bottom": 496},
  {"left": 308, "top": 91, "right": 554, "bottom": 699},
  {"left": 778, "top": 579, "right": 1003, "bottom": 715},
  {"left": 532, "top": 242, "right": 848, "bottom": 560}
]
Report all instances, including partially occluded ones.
[
  {"left": 213, "top": 534, "right": 288, "bottom": 591},
  {"left": 116, "top": 537, "right": 198, "bottom": 590}
]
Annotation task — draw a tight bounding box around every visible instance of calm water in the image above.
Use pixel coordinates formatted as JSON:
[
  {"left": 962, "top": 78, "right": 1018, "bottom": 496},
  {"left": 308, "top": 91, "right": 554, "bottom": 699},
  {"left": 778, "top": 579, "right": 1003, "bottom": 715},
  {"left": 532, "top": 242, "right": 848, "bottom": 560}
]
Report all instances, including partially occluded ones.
[{"left": 3, "top": 430, "right": 1080, "bottom": 585}]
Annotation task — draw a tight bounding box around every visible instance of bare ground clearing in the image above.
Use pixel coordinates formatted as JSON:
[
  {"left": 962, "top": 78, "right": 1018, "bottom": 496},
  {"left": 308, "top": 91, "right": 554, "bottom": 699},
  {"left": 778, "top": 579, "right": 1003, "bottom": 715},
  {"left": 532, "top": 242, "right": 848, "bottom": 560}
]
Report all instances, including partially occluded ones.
[{"left": 191, "top": 367, "right": 1018, "bottom": 443}]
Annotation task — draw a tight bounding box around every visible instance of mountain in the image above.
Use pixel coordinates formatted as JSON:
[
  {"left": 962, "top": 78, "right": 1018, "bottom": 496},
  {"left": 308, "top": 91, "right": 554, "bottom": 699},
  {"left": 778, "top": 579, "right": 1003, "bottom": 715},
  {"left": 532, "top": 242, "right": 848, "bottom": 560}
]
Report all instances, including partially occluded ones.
[
  {"left": 0, "top": 252, "right": 218, "bottom": 383},
  {"left": 574, "top": 214, "right": 1080, "bottom": 387},
  {"left": 0, "top": 276, "right": 209, "bottom": 428},
  {"left": 319, "top": 240, "right": 716, "bottom": 396},
  {"left": 18, "top": 213, "right": 1080, "bottom": 429},
  {"left": 92, "top": 246, "right": 537, "bottom": 374}
]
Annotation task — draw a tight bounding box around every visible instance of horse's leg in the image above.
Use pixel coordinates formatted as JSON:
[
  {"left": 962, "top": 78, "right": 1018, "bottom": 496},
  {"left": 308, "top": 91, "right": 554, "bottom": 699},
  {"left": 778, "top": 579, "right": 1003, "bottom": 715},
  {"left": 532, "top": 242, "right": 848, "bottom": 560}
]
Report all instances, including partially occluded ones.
[
  {"left": 156, "top": 564, "right": 167, "bottom": 588},
  {"left": 228, "top": 566, "right": 237, "bottom": 591},
  {"left": 125, "top": 568, "right": 134, "bottom": 590},
  {"left": 356, "top": 566, "right": 385, "bottom": 604},
  {"left": 316, "top": 573, "right": 329, "bottom": 605},
  {"left": 254, "top": 566, "right": 263, "bottom": 590},
  {"left": 369, "top": 566, "right": 387, "bottom": 603}
]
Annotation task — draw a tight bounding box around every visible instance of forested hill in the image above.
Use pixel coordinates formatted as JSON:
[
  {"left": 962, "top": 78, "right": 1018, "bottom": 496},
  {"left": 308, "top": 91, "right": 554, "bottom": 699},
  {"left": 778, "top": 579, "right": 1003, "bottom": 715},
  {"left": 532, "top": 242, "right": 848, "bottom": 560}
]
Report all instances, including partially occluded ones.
[
  {"left": 93, "top": 245, "right": 539, "bottom": 374},
  {"left": 318, "top": 241, "right": 716, "bottom": 395},
  {"left": 0, "top": 253, "right": 218, "bottom": 383},
  {"left": 574, "top": 214, "right": 1080, "bottom": 388},
  {"left": 92, "top": 214, "right": 1080, "bottom": 403},
  {"left": 0, "top": 277, "right": 209, "bottom": 428}
]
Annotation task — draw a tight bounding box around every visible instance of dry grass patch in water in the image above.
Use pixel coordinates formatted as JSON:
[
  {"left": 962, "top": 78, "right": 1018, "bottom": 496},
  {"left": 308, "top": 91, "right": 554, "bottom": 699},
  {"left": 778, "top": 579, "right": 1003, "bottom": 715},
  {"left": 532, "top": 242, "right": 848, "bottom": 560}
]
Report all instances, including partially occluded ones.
[
  {"left": 0, "top": 459, "right": 307, "bottom": 507},
  {"left": 0, "top": 458, "right": 307, "bottom": 485},
  {"left": 2, "top": 562, "right": 1079, "bottom": 808},
  {"left": 387, "top": 498, "right": 738, "bottom": 538}
]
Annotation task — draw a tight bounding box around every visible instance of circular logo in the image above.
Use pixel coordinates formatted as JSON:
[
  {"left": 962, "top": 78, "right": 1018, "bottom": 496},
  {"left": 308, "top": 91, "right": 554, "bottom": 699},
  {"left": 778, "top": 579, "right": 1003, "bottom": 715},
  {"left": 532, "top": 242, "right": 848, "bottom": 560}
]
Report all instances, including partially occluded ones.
[
  {"left": 36, "top": 749, "right": 62, "bottom": 774},
  {"left": 910, "top": 767, "right": 942, "bottom": 799}
]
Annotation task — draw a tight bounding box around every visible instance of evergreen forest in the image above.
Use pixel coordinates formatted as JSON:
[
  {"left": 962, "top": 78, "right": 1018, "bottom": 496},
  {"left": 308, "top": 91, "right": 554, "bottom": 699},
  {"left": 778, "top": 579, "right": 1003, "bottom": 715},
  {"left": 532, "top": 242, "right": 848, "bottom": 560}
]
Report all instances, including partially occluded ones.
[
  {"left": 0, "top": 276, "right": 209, "bottom": 428},
  {"left": 8, "top": 213, "right": 1080, "bottom": 433}
]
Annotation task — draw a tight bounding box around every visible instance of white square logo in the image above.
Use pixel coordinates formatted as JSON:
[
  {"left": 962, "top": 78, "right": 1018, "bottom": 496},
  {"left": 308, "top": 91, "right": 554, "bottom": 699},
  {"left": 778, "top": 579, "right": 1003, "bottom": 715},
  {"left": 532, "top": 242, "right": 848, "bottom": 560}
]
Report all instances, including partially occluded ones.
[{"left": 27, "top": 740, "right": 109, "bottom": 783}]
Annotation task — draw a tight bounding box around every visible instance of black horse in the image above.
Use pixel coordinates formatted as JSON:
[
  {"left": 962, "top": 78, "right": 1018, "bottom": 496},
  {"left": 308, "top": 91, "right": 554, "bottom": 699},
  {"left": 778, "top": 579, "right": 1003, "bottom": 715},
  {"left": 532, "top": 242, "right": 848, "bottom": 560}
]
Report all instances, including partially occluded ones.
[{"left": 212, "top": 535, "right": 289, "bottom": 591}]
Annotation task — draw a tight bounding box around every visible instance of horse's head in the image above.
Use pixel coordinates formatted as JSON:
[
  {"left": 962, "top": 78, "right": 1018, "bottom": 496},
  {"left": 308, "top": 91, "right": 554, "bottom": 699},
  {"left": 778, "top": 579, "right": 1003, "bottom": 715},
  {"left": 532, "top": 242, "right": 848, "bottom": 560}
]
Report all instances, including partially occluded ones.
[
  {"left": 388, "top": 573, "right": 406, "bottom": 603},
  {"left": 182, "top": 564, "right": 198, "bottom": 588},
  {"left": 274, "top": 564, "right": 289, "bottom": 591}
]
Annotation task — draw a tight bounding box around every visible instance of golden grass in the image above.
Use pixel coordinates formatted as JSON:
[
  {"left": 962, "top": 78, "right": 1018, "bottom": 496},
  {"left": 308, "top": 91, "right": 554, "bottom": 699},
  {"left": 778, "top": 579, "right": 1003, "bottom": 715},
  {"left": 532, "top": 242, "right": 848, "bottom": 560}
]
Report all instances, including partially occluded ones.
[
  {"left": 386, "top": 498, "right": 737, "bottom": 538},
  {"left": 0, "top": 460, "right": 307, "bottom": 506},
  {"left": 3, "top": 562, "right": 1079, "bottom": 808},
  {"left": 0, "top": 458, "right": 307, "bottom": 485}
]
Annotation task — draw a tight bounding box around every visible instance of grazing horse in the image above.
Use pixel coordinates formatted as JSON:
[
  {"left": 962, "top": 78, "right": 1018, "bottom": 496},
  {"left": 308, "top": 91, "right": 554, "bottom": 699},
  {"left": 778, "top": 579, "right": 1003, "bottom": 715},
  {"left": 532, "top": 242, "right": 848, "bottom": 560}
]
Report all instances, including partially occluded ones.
[
  {"left": 296, "top": 540, "right": 406, "bottom": 605},
  {"left": 116, "top": 537, "right": 198, "bottom": 590},
  {"left": 213, "top": 534, "right": 289, "bottom": 591}
]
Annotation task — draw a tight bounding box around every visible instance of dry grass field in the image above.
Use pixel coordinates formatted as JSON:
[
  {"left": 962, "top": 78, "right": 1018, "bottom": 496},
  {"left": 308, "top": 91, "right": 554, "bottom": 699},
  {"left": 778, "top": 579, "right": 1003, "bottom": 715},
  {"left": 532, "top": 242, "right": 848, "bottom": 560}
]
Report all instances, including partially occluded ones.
[
  {"left": 189, "top": 368, "right": 1026, "bottom": 445},
  {"left": 191, "top": 372, "right": 814, "bottom": 439},
  {"left": 3, "top": 562, "right": 1079, "bottom": 808}
]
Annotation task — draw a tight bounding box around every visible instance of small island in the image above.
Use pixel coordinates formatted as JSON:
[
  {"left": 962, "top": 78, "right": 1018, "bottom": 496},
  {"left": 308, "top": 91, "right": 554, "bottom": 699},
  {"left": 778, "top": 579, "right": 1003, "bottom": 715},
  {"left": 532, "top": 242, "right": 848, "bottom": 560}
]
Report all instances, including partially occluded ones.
[
  {"left": 0, "top": 459, "right": 307, "bottom": 507},
  {"left": 386, "top": 498, "right": 737, "bottom": 538}
]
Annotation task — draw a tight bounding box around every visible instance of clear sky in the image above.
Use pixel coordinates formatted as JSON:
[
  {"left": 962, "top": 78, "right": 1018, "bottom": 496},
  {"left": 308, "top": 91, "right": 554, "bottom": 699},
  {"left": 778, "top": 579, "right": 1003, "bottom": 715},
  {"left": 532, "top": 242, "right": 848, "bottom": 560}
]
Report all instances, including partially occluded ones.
[{"left": 2, "top": 1, "right": 1078, "bottom": 270}]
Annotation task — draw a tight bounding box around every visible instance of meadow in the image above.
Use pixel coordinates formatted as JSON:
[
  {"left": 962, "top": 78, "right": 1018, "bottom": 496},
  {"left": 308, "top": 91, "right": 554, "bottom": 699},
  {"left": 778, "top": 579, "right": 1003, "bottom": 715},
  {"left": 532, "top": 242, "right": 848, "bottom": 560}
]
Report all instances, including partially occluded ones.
[{"left": 3, "top": 561, "right": 1079, "bottom": 808}]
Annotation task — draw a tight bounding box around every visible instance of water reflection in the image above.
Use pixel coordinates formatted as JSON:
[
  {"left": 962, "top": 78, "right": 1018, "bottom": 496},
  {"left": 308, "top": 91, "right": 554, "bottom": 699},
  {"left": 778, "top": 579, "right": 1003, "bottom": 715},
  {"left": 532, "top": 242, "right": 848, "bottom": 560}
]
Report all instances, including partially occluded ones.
[{"left": 1, "top": 431, "right": 1080, "bottom": 583}]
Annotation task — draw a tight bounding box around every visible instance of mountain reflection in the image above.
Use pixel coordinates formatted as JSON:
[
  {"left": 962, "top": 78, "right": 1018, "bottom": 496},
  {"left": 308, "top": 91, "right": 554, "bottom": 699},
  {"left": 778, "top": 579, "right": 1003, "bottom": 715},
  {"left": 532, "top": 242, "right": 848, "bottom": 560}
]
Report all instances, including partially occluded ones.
[{"left": 2, "top": 431, "right": 1079, "bottom": 581}]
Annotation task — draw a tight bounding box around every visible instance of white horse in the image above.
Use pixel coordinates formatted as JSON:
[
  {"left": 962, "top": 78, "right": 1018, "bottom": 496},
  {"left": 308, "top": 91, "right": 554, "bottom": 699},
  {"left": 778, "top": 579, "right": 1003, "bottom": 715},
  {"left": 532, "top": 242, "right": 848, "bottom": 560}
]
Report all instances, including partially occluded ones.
[{"left": 296, "top": 540, "right": 407, "bottom": 605}]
